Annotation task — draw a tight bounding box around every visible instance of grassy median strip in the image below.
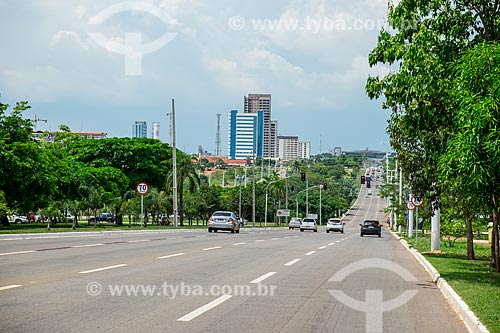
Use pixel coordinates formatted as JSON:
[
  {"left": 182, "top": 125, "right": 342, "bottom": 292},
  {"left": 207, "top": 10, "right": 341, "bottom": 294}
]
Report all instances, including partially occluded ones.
[{"left": 402, "top": 234, "right": 500, "bottom": 333}]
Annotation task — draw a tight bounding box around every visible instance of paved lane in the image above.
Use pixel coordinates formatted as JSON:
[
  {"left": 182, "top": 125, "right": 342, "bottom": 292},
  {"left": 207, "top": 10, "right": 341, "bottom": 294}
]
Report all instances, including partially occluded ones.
[{"left": 0, "top": 186, "right": 466, "bottom": 332}]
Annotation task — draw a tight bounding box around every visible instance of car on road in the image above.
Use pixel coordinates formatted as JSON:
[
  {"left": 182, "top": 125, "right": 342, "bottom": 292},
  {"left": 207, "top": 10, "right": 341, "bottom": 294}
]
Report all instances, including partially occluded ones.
[
  {"left": 88, "top": 213, "right": 115, "bottom": 224},
  {"left": 11, "top": 214, "right": 29, "bottom": 224},
  {"left": 28, "top": 213, "right": 42, "bottom": 223},
  {"left": 326, "top": 218, "right": 344, "bottom": 233},
  {"left": 208, "top": 211, "right": 240, "bottom": 233},
  {"left": 288, "top": 217, "right": 302, "bottom": 229},
  {"left": 360, "top": 220, "right": 382, "bottom": 237},
  {"left": 300, "top": 218, "right": 318, "bottom": 232}
]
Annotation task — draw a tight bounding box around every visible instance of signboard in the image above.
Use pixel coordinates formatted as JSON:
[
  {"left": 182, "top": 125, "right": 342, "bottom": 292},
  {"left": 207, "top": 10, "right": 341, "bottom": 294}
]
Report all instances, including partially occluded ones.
[
  {"left": 276, "top": 209, "right": 290, "bottom": 217},
  {"left": 406, "top": 201, "right": 415, "bottom": 211},
  {"left": 136, "top": 182, "right": 149, "bottom": 195},
  {"left": 411, "top": 196, "right": 424, "bottom": 207}
]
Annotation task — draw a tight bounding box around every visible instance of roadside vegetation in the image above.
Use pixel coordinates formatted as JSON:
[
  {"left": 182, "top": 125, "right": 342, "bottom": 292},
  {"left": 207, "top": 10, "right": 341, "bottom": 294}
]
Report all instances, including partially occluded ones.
[{"left": 0, "top": 98, "right": 364, "bottom": 233}]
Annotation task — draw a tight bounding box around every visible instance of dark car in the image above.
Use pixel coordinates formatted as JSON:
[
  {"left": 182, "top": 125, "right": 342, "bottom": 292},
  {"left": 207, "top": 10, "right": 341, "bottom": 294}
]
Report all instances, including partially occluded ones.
[
  {"left": 88, "top": 213, "right": 115, "bottom": 224},
  {"left": 360, "top": 220, "right": 382, "bottom": 237}
]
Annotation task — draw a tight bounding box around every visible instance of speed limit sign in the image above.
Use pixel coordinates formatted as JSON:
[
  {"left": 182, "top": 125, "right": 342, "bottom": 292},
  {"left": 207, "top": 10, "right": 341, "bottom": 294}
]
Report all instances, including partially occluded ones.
[
  {"left": 411, "top": 196, "right": 424, "bottom": 207},
  {"left": 136, "top": 182, "right": 149, "bottom": 195}
]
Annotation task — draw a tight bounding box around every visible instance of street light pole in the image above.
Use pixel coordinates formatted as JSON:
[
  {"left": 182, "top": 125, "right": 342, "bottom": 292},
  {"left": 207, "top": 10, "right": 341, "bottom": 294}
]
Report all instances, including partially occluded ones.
[
  {"left": 306, "top": 179, "right": 309, "bottom": 217},
  {"left": 319, "top": 184, "right": 322, "bottom": 225},
  {"left": 236, "top": 176, "right": 244, "bottom": 219}
]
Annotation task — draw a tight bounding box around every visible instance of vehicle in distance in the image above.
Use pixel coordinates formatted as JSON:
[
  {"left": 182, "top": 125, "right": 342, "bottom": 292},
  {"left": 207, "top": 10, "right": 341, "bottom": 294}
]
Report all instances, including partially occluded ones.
[
  {"left": 11, "top": 214, "right": 29, "bottom": 224},
  {"left": 208, "top": 211, "right": 240, "bottom": 233},
  {"left": 28, "top": 213, "right": 42, "bottom": 223},
  {"left": 88, "top": 213, "right": 115, "bottom": 224},
  {"left": 360, "top": 220, "right": 382, "bottom": 237},
  {"left": 326, "top": 218, "right": 344, "bottom": 233},
  {"left": 300, "top": 218, "right": 318, "bottom": 232},
  {"left": 288, "top": 217, "right": 302, "bottom": 229}
]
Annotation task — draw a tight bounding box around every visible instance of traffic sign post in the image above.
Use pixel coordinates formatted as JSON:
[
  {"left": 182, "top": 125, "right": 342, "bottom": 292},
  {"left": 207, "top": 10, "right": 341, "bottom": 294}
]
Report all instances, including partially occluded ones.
[
  {"left": 136, "top": 182, "right": 149, "bottom": 227},
  {"left": 410, "top": 196, "right": 424, "bottom": 242}
]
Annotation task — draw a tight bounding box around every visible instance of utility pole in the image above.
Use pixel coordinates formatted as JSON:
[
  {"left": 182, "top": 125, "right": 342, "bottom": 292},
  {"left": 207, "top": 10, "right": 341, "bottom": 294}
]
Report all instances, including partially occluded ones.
[
  {"left": 171, "top": 99, "right": 178, "bottom": 228},
  {"left": 306, "top": 179, "right": 309, "bottom": 216},
  {"left": 31, "top": 114, "right": 47, "bottom": 131},
  {"left": 319, "top": 184, "right": 322, "bottom": 225}
]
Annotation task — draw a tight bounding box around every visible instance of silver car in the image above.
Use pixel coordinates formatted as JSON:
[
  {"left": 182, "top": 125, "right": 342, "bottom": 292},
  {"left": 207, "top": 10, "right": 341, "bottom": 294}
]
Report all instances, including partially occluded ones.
[
  {"left": 208, "top": 211, "right": 240, "bottom": 233},
  {"left": 300, "top": 218, "right": 318, "bottom": 232},
  {"left": 326, "top": 218, "right": 344, "bottom": 233},
  {"left": 288, "top": 217, "right": 302, "bottom": 229}
]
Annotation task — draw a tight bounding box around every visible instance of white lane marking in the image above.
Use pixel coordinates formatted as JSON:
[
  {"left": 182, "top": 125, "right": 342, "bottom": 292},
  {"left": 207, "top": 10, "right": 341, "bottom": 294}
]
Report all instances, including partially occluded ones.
[
  {"left": 285, "top": 259, "right": 301, "bottom": 266},
  {"left": 328, "top": 242, "right": 335, "bottom": 246},
  {"left": 318, "top": 246, "right": 327, "bottom": 250},
  {"left": 0, "top": 250, "right": 36, "bottom": 256},
  {"left": 271, "top": 238, "right": 280, "bottom": 240},
  {"left": 335, "top": 240, "right": 341, "bottom": 243},
  {"left": 250, "top": 272, "right": 277, "bottom": 284},
  {"left": 78, "top": 264, "right": 128, "bottom": 274},
  {"left": 0, "top": 284, "right": 21, "bottom": 291},
  {"left": 233, "top": 242, "right": 246, "bottom": 246},
  {"left": 305, "top": 251, "right": 316, "bottom": 256},
  {"left": 127, "top": 239, "right": 151, "bottom": 243},
  {"left": 202, "top": 246, "right": 222, "bottom": 251},
  {"left": 255, "top": 240, "right": 265, "bottom": 243},
  {"left": 177, "top": 295, "right": 233, "bottom": 322},
  {"left": 72, "top": 244, "right": 104, "bottom": 248},
  {"left": 157, "top": 253, "right": 185, "bottom": 259}
]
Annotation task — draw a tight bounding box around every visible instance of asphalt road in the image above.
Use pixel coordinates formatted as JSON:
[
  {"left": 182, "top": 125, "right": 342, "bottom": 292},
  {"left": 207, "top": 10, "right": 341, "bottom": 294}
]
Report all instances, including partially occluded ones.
[{"left": 0, "top": 186, "right": 466, "bottom": 332}]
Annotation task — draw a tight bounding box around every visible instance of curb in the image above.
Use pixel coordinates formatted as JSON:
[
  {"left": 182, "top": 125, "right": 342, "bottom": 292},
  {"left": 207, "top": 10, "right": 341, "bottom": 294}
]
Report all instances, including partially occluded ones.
[{"left": 391, "top": 231, "right": 489, "bottom": 333}]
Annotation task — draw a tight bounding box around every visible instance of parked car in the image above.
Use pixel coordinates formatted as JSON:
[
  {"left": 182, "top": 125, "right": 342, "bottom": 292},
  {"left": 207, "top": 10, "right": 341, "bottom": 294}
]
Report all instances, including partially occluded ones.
[
  {"left": 11, "top": 214, "right": 29, "bottom": 224},
  {"left": 360, "top": 220, "right": 382, "bottom": 237},
  {"left": 88, "top": 213, "right": 115, "bottom": 224},
  {"left": 28, "top": 213, "right": 42, "bottom": 223},
  {"left": 288, "top": 217, "right": 302, "bottom": 229},
  {"left": 300, "top": 218, "right": 318, "bottom": 232},
  {"left": 65, "top": 213, "right": 76, "bottom": 222},
  {"left": 326, "top": 218, "right": 344, "bottom": 233},
  {"left": 208, "top": 211, "right": 240, "bottom": 233}
]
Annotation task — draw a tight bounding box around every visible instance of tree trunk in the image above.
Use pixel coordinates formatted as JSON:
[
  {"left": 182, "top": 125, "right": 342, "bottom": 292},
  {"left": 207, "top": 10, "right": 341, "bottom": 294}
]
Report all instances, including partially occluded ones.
[
  {"left": 491, "top": 195, "right": 500, "bottom": 272},
  {"left": 465, "top": 214, "right": 475, "bottom": 260}
]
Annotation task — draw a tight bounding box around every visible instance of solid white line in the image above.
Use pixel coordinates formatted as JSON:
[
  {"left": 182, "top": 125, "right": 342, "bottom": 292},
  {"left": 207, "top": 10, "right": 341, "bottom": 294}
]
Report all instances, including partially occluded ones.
[
  {"left": 127, "top": 239, "right": 151, "bottom": 243},
  {"left": 255, "top": 240, "right": 265, "bottom": 242},
  {"left": 328, "top": 242, "right": 335, "bottom": 246},
  {"left": 305, "top": 251, "right": 316, "bottom": 256},
  {"left": 177, "top": 294, "right": 233, "bottom": 322},
  {"left": 0, "top": 250, "right": 36, "bottom": 256},
  {"left": 72, "top": 244, "right": 104, "bottom": 248},
  {"left": 233, "top": 242, "right": 246, "bottom": 246},
  {"left": 157, "top": 253, "right": 185, "bottom": 259},
  {"left": 250, "top": 272, "right": 277, "bottom": 284},
  {"left": 202, "top": 246, "right": 222, "bottom": 251},
  {"left": 0, "top": 285, "right": 21, "bottom": 291},
  {"left": 318, "top": 246, "right": 327, "bottom": 250},
  {"left": 271, "top": 238, "right": 280, "bottom": 240},
  {"left": 285, "top": 259, "right": 301, "bottom": 266},
  {"left": 78, "top": 264, "right": 128, "bottom": 274}
]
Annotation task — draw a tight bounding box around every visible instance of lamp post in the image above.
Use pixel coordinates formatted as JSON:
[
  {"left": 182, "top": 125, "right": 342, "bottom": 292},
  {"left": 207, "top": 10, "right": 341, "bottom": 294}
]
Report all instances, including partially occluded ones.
[
  {"left": 295, "top": 189, "right": 308, "bottom": 218},
  {"left": 236, "top": 175, "right": 245, "bottom": 219}
]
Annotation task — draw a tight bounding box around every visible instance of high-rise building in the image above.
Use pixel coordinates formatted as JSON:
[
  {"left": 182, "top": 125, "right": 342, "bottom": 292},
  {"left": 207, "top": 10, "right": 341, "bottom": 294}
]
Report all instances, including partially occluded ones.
[
  {"left": 244, "top": 94, "right": 271, "bottom": 158},
  {"left": 298, "top": 141, "right": 311, "bottom": 159},
  {"left": 228, "top": 109, "right": 264, "bottom": 160},
  {"left": 133, "top": 121, "right": 147, "bottom": 138},
  {"left": 269, "top": 120, "right": 278, "bottom": 159},
  {"left": 152, "top": 122, "right": 160, "bottom": 140},
  {"left": 278, "top": 136, "right": 299, "bottom": 161}
]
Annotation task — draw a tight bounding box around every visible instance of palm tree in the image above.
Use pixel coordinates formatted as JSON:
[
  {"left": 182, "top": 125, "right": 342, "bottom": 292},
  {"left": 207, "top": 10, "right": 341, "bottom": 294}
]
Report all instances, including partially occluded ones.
[{"left": 166, "top": 153, "right": 200, "bottom": 226}]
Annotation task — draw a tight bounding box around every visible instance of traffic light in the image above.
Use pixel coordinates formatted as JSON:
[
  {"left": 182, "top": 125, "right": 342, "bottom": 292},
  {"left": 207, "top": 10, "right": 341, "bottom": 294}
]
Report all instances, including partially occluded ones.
[
  {"left": 322, "top": 183, "right": 327, "bottom": 190},
  {"left": 361, "top": 175, "right": 366, "bottom": 184},
  {"left": 367, "top": 180, "right": 371, "bottom": 188},
  {"left": 301, "top": 172, "right": 306, "bottom": 181}
]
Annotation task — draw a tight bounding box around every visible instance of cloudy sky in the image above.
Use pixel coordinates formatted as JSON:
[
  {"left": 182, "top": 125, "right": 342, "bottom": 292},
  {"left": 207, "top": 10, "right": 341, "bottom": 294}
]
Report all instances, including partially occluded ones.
[{"left": 0, "top": 0, "right": 392, "bottom": 155}]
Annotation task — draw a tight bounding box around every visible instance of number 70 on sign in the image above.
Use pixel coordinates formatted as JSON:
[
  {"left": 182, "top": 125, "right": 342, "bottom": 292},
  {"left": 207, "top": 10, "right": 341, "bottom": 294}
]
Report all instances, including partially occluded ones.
[{"left": 136, "top": 182, "right": 149, "bottom": 195}]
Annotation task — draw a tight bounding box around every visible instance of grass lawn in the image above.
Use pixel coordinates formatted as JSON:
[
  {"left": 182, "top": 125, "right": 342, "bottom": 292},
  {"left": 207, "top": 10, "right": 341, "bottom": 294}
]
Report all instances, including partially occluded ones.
[
  {"left": 0, "top": 221, "right": 288, "bottom": 234},
  {"left": 402, "top": 234, "right": 500, "bottom": 333}
]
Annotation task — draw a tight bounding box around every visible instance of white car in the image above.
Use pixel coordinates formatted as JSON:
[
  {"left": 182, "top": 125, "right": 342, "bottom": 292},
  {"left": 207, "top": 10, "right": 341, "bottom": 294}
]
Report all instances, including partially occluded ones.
[
  {"left": 11, "top": 214, "right": 29, "bottom": 224},
  {"left": 288, "top": 217, "right": 302, "bottom": 229},
  {"left": 300, "top": 218, "right": 318, "bottom": 232},
  {"left": 326, "top": 218, "right": 344, "bottom": 233}
]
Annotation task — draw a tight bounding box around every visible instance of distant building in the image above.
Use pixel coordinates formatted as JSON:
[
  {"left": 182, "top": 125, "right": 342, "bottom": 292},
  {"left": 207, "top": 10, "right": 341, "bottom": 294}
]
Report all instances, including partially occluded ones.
[
  {"left": 152, "top": 122, "right": 160, "bottom": 140},
  {"left": 32, "top": 130, "right": 107, "bottom": 142},
  {"left": 133, "top": 121, "right": 147, "bottom": 138},
  {"left": 331, "top": 146, "right": 342, "bottom": 157},
  {"left": 278, "top": 136, "right": 299, "bottom": 161},
  {"left": 298, "top": 141, "right": 311, "bottom": 159},
  {"left": 244, "top": 94, "right": 272, "bottom": 158},
  {"left": 269, "top": 120, "right": 278, "bottom": 159},
  {"left": 228, "top": 109, "right": 264, "bottom": 160}
]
